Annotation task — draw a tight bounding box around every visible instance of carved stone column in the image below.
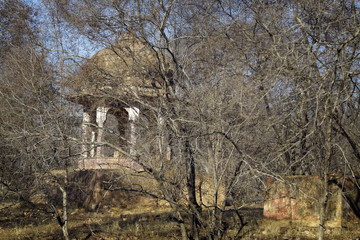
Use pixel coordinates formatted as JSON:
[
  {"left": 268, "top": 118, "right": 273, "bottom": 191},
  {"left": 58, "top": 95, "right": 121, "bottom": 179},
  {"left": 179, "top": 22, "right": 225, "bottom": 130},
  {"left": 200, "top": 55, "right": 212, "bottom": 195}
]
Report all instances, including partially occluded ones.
[
  {"left": 96, "top": 106, "right": 109, "bottom": 157},
  {"left": 79, "top": 110, "right": 91, "bottom": 169},
  {"left": 125, "top": 106, "right": 139, "bottom": 156},
  {"left": 90, "top": 131, "right": 96, "bottom": 158}
]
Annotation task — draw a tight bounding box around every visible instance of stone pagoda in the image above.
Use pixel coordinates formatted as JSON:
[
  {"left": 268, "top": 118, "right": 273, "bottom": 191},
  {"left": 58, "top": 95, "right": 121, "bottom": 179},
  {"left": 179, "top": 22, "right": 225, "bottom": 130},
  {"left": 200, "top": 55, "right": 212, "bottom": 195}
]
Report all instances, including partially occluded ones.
[{"left": 69, "top": 33, "right": 166, "bottom": 169}]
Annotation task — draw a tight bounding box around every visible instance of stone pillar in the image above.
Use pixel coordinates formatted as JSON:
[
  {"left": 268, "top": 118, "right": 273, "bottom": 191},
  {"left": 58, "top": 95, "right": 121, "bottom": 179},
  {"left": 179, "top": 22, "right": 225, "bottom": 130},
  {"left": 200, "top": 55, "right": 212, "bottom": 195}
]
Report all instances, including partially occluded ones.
[
  {"left": 96, "top": 106, "right": 109, "bottom": 157},
  {"left": 125, "top": 106, "right": 139, "bottom": 156},
  {"left": 90, "top": 131, "right": 96, "bottom": 158},
  {"left": 79, "top": 111, "right": 91, "bottom": 169}
]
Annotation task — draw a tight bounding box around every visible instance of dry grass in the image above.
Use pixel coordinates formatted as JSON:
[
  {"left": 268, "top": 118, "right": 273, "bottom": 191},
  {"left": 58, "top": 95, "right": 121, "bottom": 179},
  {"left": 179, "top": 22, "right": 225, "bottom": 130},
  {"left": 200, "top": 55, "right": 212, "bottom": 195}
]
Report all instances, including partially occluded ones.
[
  {"left": 1, "top": 204, "right": 360, "bottom": 240},
  {"left": 247, "top": 219, "right": 360, "bottom": 240},
  {"left": 0, "top": 223, "right": 58, "bottom": 240},
  {"left": 0, "top": 200, "right": 179, "bottom": 240}
]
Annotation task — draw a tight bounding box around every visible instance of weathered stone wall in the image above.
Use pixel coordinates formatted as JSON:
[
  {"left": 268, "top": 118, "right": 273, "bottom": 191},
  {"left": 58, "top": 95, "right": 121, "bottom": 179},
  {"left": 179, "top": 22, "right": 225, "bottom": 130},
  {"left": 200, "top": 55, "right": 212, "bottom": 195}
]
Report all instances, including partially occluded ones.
[{"left": 264, "top": 175, "right": 360, "bottom": 227}]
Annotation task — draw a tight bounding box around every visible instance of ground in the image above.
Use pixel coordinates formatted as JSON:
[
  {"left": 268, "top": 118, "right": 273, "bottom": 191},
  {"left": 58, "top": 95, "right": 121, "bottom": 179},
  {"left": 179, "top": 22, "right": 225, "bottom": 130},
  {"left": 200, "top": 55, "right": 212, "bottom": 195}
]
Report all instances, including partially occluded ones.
[{"left": 0, "top": 201, "right": 359, "bottom": 240}]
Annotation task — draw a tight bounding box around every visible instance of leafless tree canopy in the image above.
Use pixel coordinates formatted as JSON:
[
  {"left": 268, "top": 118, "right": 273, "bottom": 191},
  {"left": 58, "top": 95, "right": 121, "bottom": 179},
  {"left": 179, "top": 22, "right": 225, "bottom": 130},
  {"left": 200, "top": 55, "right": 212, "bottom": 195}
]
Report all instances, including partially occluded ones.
[{"left": 1, "top": 0, "right": 360, "bottom": 239}]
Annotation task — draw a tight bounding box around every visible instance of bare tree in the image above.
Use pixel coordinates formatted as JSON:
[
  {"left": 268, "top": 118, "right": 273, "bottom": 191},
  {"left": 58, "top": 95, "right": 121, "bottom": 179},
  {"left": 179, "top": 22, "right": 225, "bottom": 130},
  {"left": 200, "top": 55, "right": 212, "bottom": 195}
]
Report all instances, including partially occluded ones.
[
  {"left": 0, "top": 1, "right": 85, "bottom": 239},
  {"left": 4, "top": 0, "right": 358, "bottom": 239}
]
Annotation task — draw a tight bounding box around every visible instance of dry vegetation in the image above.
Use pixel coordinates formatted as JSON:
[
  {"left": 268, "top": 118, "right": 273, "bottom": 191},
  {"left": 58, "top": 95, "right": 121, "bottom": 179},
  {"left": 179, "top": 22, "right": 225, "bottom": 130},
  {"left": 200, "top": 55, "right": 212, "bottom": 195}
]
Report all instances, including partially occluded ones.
[
  {"left": 1, "top": 201, "right": 359, "bottom": 239},
  {"left": 1, "top": 0, "right": 360, "bottom": 240}
]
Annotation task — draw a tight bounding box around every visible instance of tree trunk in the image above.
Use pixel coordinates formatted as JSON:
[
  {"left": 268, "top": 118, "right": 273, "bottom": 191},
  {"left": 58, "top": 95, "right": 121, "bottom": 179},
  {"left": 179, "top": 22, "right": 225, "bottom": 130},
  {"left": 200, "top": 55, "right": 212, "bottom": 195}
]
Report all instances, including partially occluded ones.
[
  {"left": 171, "top": 205, "right": 189, "bottom": 240},
  {"left": 318, "top": 174, "right": 329, "bottom": 240},
  {"left": 61, "top": 185, "right": 69, "bottom": 240},
  {"left": 56, "top": 162, "right": 70, "bottom": 240},
  {"left": 185, "top": 139, "right": 200, "bottom": 240},
  {"left": 318, "top": 115, "right": 333, "bottom": 240}
]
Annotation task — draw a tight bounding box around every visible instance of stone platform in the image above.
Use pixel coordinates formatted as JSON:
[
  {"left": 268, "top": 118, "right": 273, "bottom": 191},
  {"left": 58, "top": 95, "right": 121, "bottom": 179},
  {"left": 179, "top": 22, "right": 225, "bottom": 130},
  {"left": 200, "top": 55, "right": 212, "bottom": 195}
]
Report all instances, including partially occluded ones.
[{"left": 78, "top": 156, "right": 142, "bottom": 170}]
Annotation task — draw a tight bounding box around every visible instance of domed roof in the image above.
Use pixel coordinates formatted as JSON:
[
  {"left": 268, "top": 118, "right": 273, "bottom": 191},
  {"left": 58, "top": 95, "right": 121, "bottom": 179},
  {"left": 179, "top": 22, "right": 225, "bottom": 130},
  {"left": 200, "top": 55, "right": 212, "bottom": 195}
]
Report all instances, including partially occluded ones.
[{"left": 68, "top": 33, "right": 163, "bottom": 105}]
